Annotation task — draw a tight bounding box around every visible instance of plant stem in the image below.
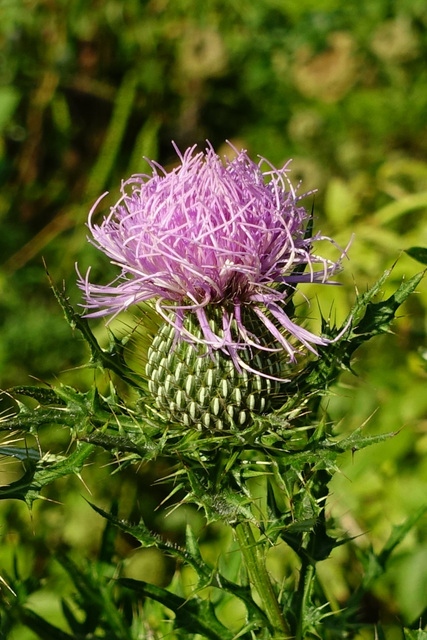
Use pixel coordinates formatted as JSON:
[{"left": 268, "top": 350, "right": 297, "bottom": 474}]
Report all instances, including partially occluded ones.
[
  {"left": 294, "top": 558, "right": 315, "bottom": 640},
  {"left": 234, "top": 521, "right": 291, "bottom": 638}
]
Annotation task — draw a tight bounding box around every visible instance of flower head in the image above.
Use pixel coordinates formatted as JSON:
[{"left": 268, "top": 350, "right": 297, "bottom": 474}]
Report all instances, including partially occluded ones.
[{"left": 78, "top": 142, "right": 345, "bottom": 372}]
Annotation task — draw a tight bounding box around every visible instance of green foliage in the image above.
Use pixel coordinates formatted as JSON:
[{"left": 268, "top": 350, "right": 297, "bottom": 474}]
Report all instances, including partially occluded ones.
[
  {"left": 404, "top": 631, "right": 427, "bottom": 640},
  {"left": 0, "top": 441, "right": 94, "bottom": 507},
  {"left": 0, "top": 267, "right": 425, "bottom": 638},
  {"left": 1, "top": 1, "right": 427, "bottom": 638},
  {"left": 405, "top": 247, "right": 427, "bottom": 265},
  {"left": 0, "top": 510, "right": 179, "bottom": 640}
]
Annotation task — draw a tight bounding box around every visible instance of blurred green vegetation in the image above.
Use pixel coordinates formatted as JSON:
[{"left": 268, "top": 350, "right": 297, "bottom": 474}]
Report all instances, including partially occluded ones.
[{"left": 0, "top": 0, "right": 426, "bottom": 637}]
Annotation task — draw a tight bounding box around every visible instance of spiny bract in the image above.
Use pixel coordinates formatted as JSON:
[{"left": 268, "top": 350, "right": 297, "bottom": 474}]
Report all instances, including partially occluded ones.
[{"left": 146, "top": 310, "right": 282, "bottom": 431}]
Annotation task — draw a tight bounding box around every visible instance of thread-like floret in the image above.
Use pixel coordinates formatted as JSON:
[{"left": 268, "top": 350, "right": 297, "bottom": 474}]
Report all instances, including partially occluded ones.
[{"left": 78, "top": 141, "right": 347, "bottom": 372}]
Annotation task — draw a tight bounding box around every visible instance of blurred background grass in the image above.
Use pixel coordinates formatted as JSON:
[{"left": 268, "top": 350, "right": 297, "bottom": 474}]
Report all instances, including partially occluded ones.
[{"left": 0, "top": 0, "right": 426, "bottom": 637}]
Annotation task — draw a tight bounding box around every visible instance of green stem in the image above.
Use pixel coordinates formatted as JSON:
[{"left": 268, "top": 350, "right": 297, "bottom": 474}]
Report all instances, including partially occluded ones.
[
  {"left": 234, "top": 522, "right": 291, "bottom": 638},
  {"left": 294, "top": 559, "right": 315, "bottom": 640}
]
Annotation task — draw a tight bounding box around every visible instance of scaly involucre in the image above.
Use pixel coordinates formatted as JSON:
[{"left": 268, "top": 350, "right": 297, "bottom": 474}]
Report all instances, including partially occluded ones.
[{"left": 78, "top": 142, "right": 346, "bottom": 369}]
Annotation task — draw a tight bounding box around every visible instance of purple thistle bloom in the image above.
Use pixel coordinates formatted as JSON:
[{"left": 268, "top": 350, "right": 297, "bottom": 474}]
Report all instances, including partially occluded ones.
[{"left": 78, "top": 142, "right": 347, "bottom": 373}]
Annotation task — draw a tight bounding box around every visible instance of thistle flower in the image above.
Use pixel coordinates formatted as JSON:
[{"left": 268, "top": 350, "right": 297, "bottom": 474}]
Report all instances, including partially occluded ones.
[{"left": 78, "top": 142, "right": 347, "bottom": 430}]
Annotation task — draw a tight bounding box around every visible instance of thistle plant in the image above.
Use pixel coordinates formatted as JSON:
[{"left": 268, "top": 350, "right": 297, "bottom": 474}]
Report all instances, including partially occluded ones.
[{"left": 0, "top": 143, "right": 425, "bottom": 640}]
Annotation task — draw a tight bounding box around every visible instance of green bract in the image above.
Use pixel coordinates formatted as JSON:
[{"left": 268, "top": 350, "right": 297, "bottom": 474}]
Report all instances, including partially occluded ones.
[{"left": 146, "top": 311, "right": 282, "bottom": 431}]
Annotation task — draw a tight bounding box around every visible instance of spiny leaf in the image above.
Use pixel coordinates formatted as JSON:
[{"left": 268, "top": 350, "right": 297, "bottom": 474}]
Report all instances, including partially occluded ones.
[
  {"left": 87, "top": 500, "right": 220, "bottom": 591},
  {"left": 80, "top": 431, "right": 160, "bottom": 461},
  {"left": 99, "top": 500, "right": 119, "bottom": 566},
  {"left": 2, "top": 383, "right": 143, "bottom": 445},
  {"left": 353, "top": 270, "right": 425, "bottom": 336},
  {"left": 330, "top": 426, "right": 397, "bottom": 454},
  {"left": 0, "top": 406, "right": 76, "bottom": 433},
  {"left": 45, "top": 265, "right": 145, "bottom": 389},
  {"left": 119, "top": 578, "right": 235, "bottom": 640},
  {"left": 0, "top": 442, "right": 95, "bottom": 507},
  {"left": 87, "top": 501, "right": 268, "bottom": 626},
  {"left": 280, "top": 428, "right": 396, "bottom": 467},
  {"left": 8, "top": 386, "right": 66, "bottom": 405},
  {"left": 346, "top": 264, "right": 395, "bottom": 324},
  {"left": 0, "top": 446, "right": 40, "bottom": 462},
  {"left": 285, "top": 268, "right": 424, "bottom": 402}
]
